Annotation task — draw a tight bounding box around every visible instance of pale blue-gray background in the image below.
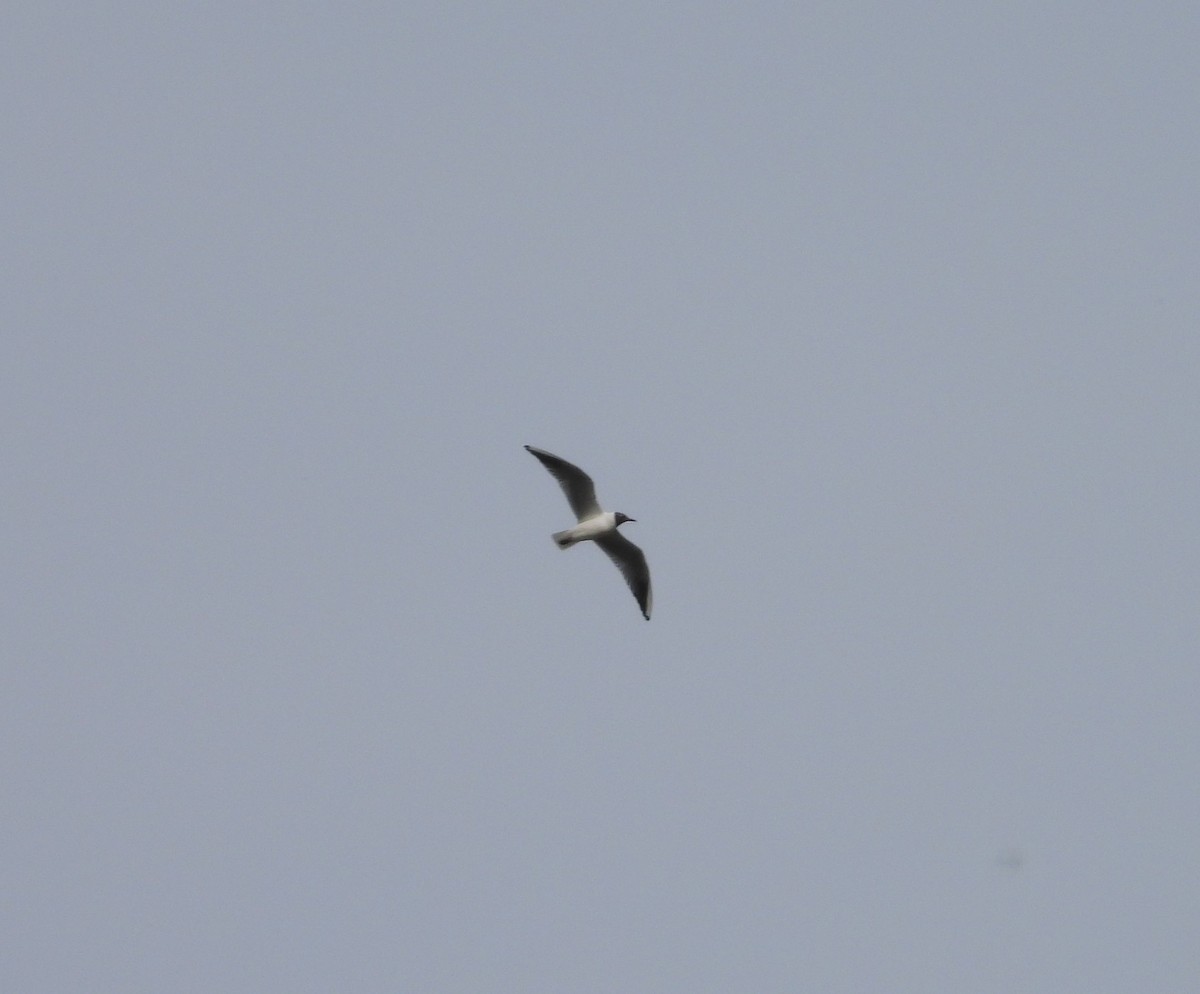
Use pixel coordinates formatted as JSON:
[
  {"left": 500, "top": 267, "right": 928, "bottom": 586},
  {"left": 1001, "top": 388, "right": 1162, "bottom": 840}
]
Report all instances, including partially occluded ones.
[{"left": 4, "top": 3, "right": 1197, "bottom": 991}]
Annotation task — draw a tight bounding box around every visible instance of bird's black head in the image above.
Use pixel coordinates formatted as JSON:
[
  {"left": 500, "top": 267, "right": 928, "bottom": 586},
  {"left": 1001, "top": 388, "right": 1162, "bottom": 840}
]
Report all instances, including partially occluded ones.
[{"left": 615, "top": 512, "right": 636, "bottom": 526}]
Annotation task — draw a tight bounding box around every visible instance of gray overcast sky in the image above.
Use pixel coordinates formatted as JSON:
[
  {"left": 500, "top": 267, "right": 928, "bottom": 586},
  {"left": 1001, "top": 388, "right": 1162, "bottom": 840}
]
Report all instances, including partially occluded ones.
[{"left": 4, "top": 3, "right": 1197, "bottom": 991}]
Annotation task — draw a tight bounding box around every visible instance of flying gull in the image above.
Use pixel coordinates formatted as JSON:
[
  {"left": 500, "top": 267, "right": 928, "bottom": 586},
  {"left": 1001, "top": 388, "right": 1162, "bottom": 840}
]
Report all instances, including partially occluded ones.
[{"left": 524, "top": 445, "right": 652, "bottom": 620}]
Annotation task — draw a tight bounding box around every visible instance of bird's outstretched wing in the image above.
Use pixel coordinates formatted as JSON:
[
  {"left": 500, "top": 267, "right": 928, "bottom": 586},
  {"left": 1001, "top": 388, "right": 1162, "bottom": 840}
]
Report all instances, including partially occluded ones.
[
  {"left": 524, "top": 445, "right": 601, "bottom": 520},
  {"left": 595, "top": 531, "right": 652, "bottom": 620}
]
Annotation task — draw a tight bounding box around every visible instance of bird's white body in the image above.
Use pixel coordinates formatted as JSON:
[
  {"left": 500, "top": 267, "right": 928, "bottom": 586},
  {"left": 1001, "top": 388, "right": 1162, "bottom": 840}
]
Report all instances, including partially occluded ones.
[{"left": 553, "top": 511, "right": 620, "bottom": 548}]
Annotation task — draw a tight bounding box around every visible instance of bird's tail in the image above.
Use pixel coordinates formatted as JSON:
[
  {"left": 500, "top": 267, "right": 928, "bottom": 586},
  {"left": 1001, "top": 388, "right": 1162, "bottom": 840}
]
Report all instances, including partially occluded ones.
[{"left": 552, "top": 529, "right": 577, "bottom": 549}]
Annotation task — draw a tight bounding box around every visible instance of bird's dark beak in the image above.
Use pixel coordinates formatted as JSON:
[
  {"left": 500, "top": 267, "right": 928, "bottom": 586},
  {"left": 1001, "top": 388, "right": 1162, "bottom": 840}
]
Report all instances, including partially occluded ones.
[{"left": 627, "top": 517, "right": 636, "bottom": 523}]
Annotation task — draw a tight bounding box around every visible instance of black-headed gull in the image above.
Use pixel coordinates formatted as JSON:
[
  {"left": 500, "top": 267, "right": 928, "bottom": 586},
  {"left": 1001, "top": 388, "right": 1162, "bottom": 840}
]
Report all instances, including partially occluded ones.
[{"left": 524, "top": 445, "right": 652, "bottom": 621}]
